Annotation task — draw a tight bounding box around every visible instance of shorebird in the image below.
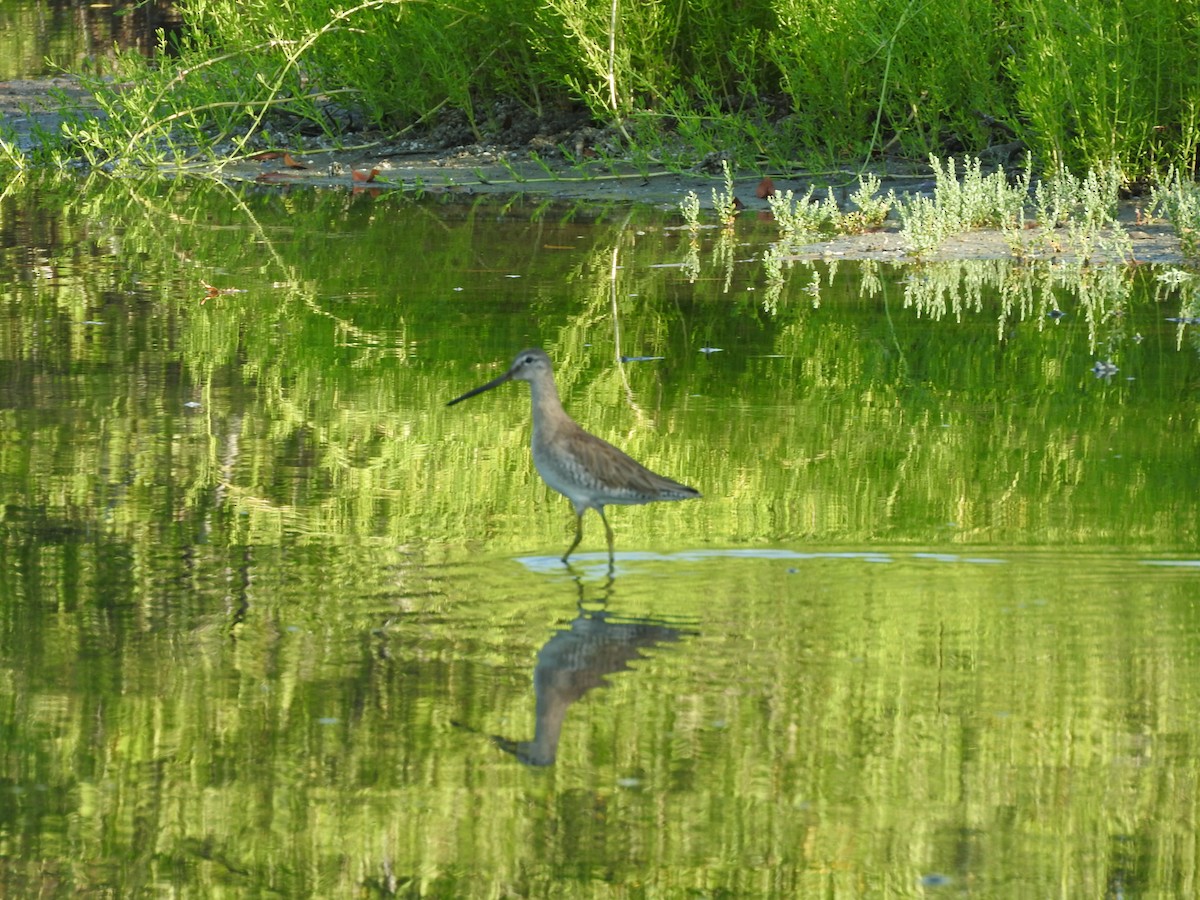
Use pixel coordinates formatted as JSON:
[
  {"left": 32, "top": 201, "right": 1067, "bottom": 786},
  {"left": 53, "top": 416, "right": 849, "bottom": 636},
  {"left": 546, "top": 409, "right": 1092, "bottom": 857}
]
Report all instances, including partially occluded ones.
[{"left": 447, "top": 348, "right": 700, "bottom": 563}]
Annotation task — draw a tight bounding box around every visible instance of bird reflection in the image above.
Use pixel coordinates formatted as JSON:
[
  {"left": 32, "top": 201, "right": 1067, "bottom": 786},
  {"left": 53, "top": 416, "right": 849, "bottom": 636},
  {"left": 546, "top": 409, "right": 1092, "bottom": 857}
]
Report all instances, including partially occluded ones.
[{"left": 492, "top": 577, "right": 697, "bottom": 766}]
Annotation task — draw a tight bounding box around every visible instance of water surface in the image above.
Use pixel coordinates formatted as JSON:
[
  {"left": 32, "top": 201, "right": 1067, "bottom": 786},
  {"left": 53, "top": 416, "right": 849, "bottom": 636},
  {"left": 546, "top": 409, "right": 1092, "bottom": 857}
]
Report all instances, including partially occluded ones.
[
  {"left": 1, "top": 173, "right": 1199, "bottom": 896},
  {"left": 0, "top": 0, "right": 181, "bottom": 79}
]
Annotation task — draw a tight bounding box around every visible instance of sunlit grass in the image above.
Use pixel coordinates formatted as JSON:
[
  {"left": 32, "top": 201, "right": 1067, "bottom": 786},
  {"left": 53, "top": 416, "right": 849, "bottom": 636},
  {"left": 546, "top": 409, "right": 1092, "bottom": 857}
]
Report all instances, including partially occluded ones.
[{"left": 19, "top": 0, "right": 1192, "bottom": 180}]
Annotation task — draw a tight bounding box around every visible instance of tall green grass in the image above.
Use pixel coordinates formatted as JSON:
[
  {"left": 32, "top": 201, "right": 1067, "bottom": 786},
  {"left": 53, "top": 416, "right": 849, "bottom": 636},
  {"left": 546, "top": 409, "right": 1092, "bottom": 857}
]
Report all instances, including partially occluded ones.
[
  {"left": 1011, "top": 0, "right": 1200, "bottom": 175},
  {"left": 766, "top": 0, "right": 1016, "bottom": 161},
  {"left": 63, "top": 0, "right": 1200, "bottom": 181}
]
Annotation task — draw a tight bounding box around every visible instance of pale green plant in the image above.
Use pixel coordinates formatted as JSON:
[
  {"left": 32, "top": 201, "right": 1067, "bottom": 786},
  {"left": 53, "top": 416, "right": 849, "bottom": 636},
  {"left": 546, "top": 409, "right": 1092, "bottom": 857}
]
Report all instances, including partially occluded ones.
[
  {"left": 768, "top": 187, "right": 840, "bottom": 237},
  {"left": 770, "top": 174, "right": 892, "bottom": 240},
  {"left": 1033, "top": 165, "right": 1081, "bottom": 228},
  {"left": 1002, "top": 222, "right": 1030, "bottom": 259},
  {"left": 1151, "top": 173, "right": 1200, "bottom": 259},
  {"left": 930, "top": 155, "right": 1029, "bottom": 230},
  {"left": 896, "top": 155, "right": 1030, "bottom": 254},
  {"left": 712, "top": 160, "right": 739, "bottom": 228},
  {"left": 679, "top": 190, "right": 701, "bottom": 232},
  {"left": 1077, "top": 163, "right": 1122, "bottom": 231},
  {"left": 846, "top": 173, "right": 892, "bottom": 230},
  {"left": 894, "top": 192, "right": 947, "bottom": 255},
  {"left": 1092, "top": 224, "right": 1134, "bottom": 264},
  {"left": 1028, "top": 161, "right": 1125, "bottom": 258}
]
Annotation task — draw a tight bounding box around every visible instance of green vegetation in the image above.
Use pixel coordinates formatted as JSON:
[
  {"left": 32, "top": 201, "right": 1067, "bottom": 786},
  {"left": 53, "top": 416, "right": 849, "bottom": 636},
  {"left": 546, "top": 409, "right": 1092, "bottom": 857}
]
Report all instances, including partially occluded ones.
[
  {"left": 764, "top": 173, "right": 892, "bottom": 238},
  {"left": 887, "top": 155, "right": 1129, "bottom": 259},
  {"left": 681, "top": 155, "right": 1132, "bottom": 260},
  {"left": 710, "top": 161, "right": 740, "bottom": 228},
  {"left": 1153, "top": 173, "right": 1200, "bottom": 259},
  {"left": 0, "top": 135, "right": 23, "bottom": 172},
  {"left": 893, "top": 156, "right": 1031, "bottom": 254},
  {"left": 51, "top": 0, "right": 1199, "bottom": 180}
]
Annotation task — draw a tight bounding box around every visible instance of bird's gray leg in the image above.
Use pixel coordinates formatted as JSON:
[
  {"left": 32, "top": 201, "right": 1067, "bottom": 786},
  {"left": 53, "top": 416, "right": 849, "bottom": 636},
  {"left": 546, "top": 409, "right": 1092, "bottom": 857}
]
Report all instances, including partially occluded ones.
[
  {"left": 562, "top": 510, "right": 585, "bottom": 563},
  {"left": 598, "top": 507, "right": 615, "bottom": 563}
]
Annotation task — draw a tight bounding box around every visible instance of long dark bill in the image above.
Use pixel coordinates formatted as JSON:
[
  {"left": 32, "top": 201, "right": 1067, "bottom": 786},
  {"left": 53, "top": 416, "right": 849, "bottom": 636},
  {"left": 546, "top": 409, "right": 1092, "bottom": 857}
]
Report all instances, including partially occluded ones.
[{"left": 446, "top": 369, "right": 514, "bottom": 406}]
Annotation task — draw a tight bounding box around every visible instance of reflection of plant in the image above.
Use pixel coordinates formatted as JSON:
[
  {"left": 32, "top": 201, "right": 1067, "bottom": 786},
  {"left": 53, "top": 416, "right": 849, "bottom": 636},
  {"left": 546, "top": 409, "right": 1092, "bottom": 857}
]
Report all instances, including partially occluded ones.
[
  {"left": 802, "top": 268, "right": 822, "bottom": 307},
  {"left": 761, "top": 243, "right": 787, "bottom": 314},
  {"left": 0, "top": 89, "right": 86, "bottom": 170},
  {"left": 713, "top": 229, "right": 737, "bottom": 293},
  {"left": 891, "top": 256, "right": 1134, "bottom": 353},
  {"left": 760, "top": 246, "right": 826, "bottom": 315},
  {"left": 1155, "top": 268, "right": 1200, "bottom": 351},
  {"left": 681, "top": 235, "right": 701, "bottom": 283}
]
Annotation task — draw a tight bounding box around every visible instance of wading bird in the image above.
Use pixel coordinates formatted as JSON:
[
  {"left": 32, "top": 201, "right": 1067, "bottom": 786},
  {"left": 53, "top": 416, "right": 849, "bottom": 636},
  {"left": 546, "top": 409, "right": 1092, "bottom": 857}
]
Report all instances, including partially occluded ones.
[{"left": 447, "top": 348, "right": 700, "bottom": 563}]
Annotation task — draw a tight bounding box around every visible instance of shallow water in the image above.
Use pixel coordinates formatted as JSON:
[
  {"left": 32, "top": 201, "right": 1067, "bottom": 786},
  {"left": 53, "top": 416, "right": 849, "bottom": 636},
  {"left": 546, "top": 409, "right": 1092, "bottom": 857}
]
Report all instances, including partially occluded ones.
[
  {"left": 0, "top": 0, "right": 180, "bottom": 79},
  {"left": 1, "top": 173, "right": 1200, "bottom": 896}
]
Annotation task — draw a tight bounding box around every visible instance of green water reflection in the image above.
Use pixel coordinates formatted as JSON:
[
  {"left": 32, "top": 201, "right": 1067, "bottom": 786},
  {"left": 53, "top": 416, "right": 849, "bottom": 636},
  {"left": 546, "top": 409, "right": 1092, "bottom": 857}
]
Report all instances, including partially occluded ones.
[
  {"left": 0, "top": 1, "right": 179, "bottom": 79},
  {"left": 2, "top": 172, "right": 1200, "bottom": 896}
]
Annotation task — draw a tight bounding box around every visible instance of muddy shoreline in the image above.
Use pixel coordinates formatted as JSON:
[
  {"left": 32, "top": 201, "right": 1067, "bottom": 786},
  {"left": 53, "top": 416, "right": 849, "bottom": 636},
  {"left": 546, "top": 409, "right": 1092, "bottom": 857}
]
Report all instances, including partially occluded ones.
[{"left": 0, "top": 76, "right": 1185, "bottom": 264}]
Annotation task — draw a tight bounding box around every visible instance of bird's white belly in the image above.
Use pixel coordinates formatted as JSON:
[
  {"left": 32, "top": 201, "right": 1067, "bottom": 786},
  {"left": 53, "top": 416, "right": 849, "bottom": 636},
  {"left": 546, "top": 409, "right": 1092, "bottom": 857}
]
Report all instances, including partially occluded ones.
[{"left": 533, "top": 443, "right": 595, "bottom": 509}]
